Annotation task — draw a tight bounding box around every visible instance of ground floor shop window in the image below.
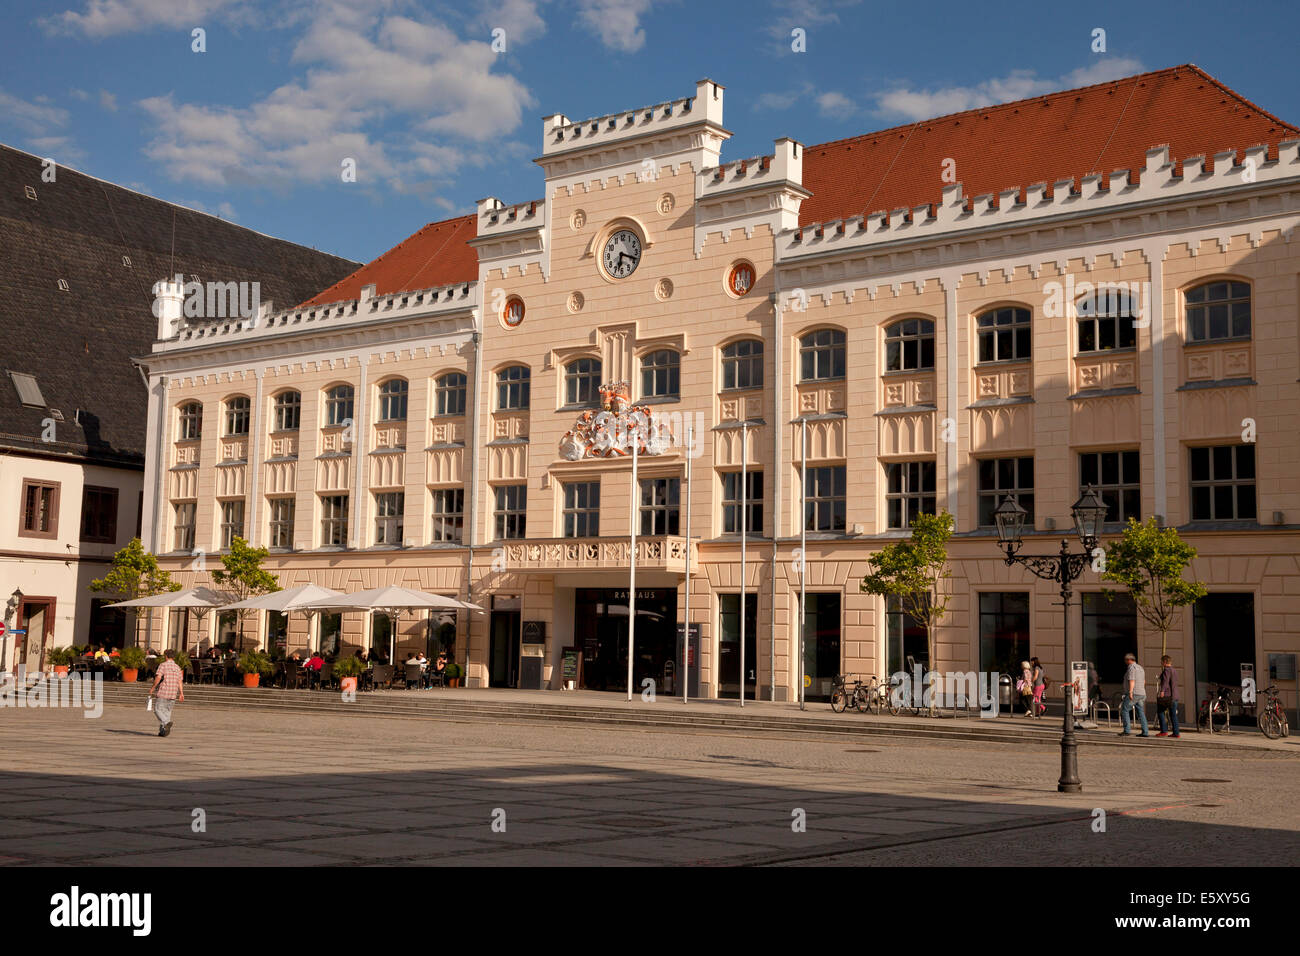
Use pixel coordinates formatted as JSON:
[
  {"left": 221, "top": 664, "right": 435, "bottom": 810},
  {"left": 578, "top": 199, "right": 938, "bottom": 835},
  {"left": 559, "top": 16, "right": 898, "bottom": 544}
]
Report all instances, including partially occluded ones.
[
  {"left": 886, "top": 594, "right": 928, "bottom": 677},
  {"left": 167, "top": 608, "right": 189, "bottom": 652},
  {"left": 1081, "top": 592, "right": 1136, "bottom": 700},
  {"left": 718, "top": 593, "right": 757, "bottom": 699},
  {"left": 216, "top": 611, "right": 239, "bottom": 650},
  {"left": 978, "top": 591, "right": 1030, "bottom": 680},
  {"left": 371, "top": 614, "right": 393, "bottom": 662},
  {"left": 266, "top": 611, "right": 289, "bottom": 655},
  {"left": 428, "top": 610, "right": 457, "bottom": 659},
  {"left": 319, "top": 612, "right": 342, "bottom": 657},
  {"left": 87, "top": 598, "right": 127, "bottom": 650},
  {"left": 1193, "top": 593, "right": 1255, "bottom": 711},
  {"left": 800, "top": 592, "right": 841, "bottom": 701}
]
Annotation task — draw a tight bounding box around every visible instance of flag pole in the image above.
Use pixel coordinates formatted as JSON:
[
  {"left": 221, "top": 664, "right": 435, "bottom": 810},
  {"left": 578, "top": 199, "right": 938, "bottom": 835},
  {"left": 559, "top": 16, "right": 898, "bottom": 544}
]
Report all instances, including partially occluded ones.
[{"left": 682, "top": 421, "right": 692, "bottom": 705}]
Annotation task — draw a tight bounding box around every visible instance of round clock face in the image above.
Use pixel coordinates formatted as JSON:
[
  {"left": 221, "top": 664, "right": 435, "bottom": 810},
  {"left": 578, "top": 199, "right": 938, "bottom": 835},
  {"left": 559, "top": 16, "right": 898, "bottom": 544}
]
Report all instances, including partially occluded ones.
[{"left": 602, "top": 229, "right": 642, "bottom": 279}]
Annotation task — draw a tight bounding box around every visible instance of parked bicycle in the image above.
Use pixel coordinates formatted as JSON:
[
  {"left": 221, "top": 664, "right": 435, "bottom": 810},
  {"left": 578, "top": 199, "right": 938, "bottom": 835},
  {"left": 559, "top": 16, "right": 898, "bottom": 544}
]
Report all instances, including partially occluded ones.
[
  {"left": 830, "top": 674, "right": 871, "bottom": 714},
  {"left": 1258, "top": 684, "right": 1290, "bottom": 739},
  {"left": 1198, "top": 683, "right": 1234, "bottom": 733}
]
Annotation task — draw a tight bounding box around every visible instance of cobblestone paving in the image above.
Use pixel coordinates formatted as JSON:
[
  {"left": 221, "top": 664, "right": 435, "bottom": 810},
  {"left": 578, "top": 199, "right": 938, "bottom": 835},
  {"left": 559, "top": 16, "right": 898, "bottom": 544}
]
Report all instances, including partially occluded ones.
[{"left": 1, "top": 707, "right": 1295, "bottom": 866}]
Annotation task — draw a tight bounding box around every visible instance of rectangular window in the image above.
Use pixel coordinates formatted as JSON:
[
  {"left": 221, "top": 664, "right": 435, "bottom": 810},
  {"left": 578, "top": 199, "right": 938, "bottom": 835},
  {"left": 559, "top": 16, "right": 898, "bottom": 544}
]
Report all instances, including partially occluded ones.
[
  {"left": 374, "top": 491, "right": 405, "bottom": 545},
  {"left": 1079, "top": 450, "right": 1140, "bottom": 523},
  {"left": 320, "top": 612, "right": 343, "bottom": 658},
  {"left": 80, "top": 485, "right": 119, "bottom": 543},
  {"left": 430, "top": 488, "right": 464, "bottom": 543},
  {"left": 977, "top": 457, "right": 1034, "bottom": 528},
  {"left": 268, "top": 498, "right": 295, "bottom": 549},
  {"left": 721, "top": 470, "right": 762, "bottom": 534},
  {"left": 886, "top": 594, "right": 930, "bottom": 676},
  {"left": 19, "top": 479, "right": 59, "bottom": 539},
  {"left": 495, "top": 484, "right": 527, "bottom": 539},
  {"left": 1081, "top": 592, "right": 1137, "bottom": 694},
  {"left": 884, "top": 460, "right": 936, "bottom": 530},
  {"left": 173, "top": 502, "right": 196, "bottom": 552},
  {"left": 1189, "top": 445, "right": 1256, "bottom": 520},
  {"left": 563, "top": 482, "right": 601, "bottom": 537},
  {"left": 639, "top": 477, "right": 681, "bottom": 535},
  {"left": 802, "top": 465, "right": 846, "bottom": 532},
  {"left": 219, "top": 499, "right": 245, "bottom": 549},
  {"left": 978, "top": 592, "right": 1030, "bottom": 679},
  {"left": 321, "top": 495, "right": 349, "bottom": 547}
]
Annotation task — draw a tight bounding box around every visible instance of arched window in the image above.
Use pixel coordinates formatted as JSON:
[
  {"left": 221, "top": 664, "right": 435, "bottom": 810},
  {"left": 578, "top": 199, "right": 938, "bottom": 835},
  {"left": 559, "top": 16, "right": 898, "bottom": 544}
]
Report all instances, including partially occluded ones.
[
  {"left": 377, "top": 379, "right": 408, "bottom": 422},
  {"left": 975, "top": 307, "right": 1031, "bottom": 363},
  {"left": 721, "top": 339, "right": 763, "bottom": 390},
  {"left": 565, "top": 358, "right": 601, "bottom": 407},
  {"left": 273, "top": 391, "right": 301, "bottom": 431},
  {"left": 224, "top": 396, "right": 250, "bottom": 436},
  {"left": 1076, "top": 290, "right": 1137, "bottom": 352},
  {"left": 435, "top": 373, "right": 467, "bottom": 416},
  {"left": 1185, "top": 280, "right": 1251, "bottom": 343},
  {"left": 496, "top": 366, "right": 530, "bottom": 411},
  {"left": 640, "top": 350, "right": 680, "bottom": 399},
  {"left": 178, "top": 402, "right": 202, "bottom": 441},
  {"left": 884, "top": 318, "right": 935, "bottom": 371},
  {"left": 324, "top": 385, "right": 354, "bottom": 426},
  {"left": 799, "top": 329, "right": 846, "bottom": 382}
]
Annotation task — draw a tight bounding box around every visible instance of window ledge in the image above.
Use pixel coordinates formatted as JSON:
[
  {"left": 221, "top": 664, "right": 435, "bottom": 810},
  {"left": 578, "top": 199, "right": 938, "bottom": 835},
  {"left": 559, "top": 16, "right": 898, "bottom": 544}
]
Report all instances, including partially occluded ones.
[
  {"left": 790, "top": 411, "right": 848, "bottom": 423},
  {"left": 1176, "top": 377, "right": 1256, "bottom": 392},
  {"left": 264, "top": 455, "right": 298, "bottom": 464},
  {"left": 424, "top": 442, "right": 466, "bottom": 451},
  {"left": 486, "top": 437, "right": 530, "bottom": 446},
  {"left": 1074, "top": 346, "right": 1137, "bottom": 358},
  {"left": 1066, "top": 386, "right": 1140, "bottom": 401},
  {"left": 797, "top": 376, "right": 846, "bottom": 385},
  {"left": 556, "top": 403, "right": 599, "bottom": 414},
  {"left": 216, "top": 458, "right": 248, "bottom": 467},
  {"left": 640, "top": 395, "right": 682, "bottom": 406},
  {"left": 973, "top": 358, "right": 1032, "bottom": 370},
  {"left": 875, "top": 404, "right": 937, "bottom": 416},
  {"left": 315, "top": 451, "right": 352, "bottom": 460},
  {"left": 713, "top": 418, "right": 767, "bottom": 430},
  {"left": 369, "top": 446, "right": 406, "bottom": 455},
  {"left": 1184, "top": 335, "right": 1252, "bottom": 349},
  {"left": 1178, "top": 519, "right": 1263, "bottom": 532},
  {"left": 169, "top": 462, "right": 200, "bottom": 471},
  {"left": 880, "top": 368, "right": 936, "bottom": 378},
  {"left": 967, "top": 396, "right": 1034, "bottom": 408}
]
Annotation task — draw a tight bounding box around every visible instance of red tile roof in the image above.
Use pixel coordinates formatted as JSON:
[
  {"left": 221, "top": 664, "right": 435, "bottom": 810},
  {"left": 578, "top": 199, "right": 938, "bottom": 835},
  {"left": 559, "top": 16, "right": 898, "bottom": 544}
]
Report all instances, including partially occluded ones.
[
  {"left": 299, "top": 213, "right": 477, "bottom": 306},
  {"left": 799, "top": 64, "right": 1297, "bottom": 227},
  {"left": 298, "top": 66, "right": 1297, "bottom": 306}
]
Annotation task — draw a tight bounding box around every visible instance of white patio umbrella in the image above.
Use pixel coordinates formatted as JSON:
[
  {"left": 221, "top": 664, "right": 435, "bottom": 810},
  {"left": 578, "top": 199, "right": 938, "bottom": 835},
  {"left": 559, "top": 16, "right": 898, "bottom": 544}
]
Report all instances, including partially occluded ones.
[
  {"left": 106, "top": 587, "right": 237, "bottom": 654},
  {"left": 220, "top": 584, "right": 345, "bottom": 655},
  {"left": 297, "top": 586, "right": 483, "bottom": 662}
]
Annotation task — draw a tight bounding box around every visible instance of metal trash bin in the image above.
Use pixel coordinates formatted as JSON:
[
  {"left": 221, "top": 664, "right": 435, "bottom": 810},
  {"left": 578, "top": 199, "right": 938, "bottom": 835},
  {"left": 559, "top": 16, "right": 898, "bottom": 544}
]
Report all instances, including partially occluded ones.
[{"left": 999, "top": 674, "right": 1012, "bottom": 714}]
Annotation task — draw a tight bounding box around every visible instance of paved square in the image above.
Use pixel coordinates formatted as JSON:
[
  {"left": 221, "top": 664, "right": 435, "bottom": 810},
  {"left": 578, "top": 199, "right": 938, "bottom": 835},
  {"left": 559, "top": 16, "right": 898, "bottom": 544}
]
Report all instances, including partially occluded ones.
[{"left": 1, "top": 704, "right": 1297, "bottom": 865}]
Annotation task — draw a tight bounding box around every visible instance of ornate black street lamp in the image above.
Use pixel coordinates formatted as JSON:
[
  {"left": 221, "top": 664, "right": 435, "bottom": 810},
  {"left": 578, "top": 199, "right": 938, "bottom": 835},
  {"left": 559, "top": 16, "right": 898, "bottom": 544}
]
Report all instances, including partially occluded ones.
[{"left": 993, "top": 486, "right": 1108, "bottom": 793}]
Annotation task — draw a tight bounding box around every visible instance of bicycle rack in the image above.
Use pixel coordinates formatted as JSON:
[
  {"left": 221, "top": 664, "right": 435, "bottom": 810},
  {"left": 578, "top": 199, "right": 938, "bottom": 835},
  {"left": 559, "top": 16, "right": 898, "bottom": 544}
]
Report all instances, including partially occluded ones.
[{"left": 1090, "top": 699, "right": 1112, "bottom": 728}]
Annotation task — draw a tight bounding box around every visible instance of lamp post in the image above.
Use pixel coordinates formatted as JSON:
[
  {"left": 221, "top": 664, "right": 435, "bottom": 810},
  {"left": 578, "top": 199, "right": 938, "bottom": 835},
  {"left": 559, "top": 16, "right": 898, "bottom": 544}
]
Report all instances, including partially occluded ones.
[{"left": 993, "top": 486, "right": 1108, "bottom": 793}]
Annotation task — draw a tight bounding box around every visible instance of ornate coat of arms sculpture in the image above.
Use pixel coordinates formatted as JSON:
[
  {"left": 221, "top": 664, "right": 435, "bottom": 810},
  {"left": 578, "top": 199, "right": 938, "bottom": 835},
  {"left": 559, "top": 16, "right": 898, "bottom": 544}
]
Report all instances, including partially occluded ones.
[{"left": 559, "top": 382, "right": 669, "bottom": 460}]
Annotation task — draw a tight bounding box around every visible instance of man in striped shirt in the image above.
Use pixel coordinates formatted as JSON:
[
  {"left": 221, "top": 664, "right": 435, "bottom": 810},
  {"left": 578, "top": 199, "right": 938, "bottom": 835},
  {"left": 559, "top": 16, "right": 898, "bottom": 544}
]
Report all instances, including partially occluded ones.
[{"left": 148, "top": 648, "right": 185, "bottom": 737}]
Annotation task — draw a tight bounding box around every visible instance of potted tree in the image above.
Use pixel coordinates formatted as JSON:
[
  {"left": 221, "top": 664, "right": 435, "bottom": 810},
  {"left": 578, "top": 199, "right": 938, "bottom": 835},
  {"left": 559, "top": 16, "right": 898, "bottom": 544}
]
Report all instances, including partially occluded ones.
[
  {"left": 333, "top": 655, "right": 365, "bottom": 694},
  {"left": 114, "top": 646, "right": 147, "bottom": 683},
  {"left": 445, "top": 662, "right": 464, "bottom": 688},
  {"left": 47, "top": 646, "right": 75, "bottom": 676},
  {"left": 237, "top": 650, "right": 273, "bottom": 688}
]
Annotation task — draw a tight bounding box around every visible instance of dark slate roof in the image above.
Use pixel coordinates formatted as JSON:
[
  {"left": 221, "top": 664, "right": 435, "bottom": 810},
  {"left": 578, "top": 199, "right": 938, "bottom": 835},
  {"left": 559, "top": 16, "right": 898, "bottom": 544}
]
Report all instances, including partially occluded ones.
[{"left": 0, "top": 144, "right": 358, "bottom": 468}]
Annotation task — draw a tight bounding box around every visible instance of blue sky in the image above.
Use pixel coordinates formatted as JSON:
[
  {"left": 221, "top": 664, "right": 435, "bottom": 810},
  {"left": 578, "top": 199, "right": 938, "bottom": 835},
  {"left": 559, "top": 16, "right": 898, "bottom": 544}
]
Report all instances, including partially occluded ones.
[{"left": 3, "top": 0, "right": 1298, "bottom": 264}]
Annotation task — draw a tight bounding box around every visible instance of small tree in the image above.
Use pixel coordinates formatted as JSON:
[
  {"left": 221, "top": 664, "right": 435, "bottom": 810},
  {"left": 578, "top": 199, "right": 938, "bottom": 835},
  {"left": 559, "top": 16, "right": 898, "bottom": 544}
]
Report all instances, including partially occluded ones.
[
  {"left": 861, "top": 511, "right": 954, "bottom": 715},
  {"left": 88, "top": 538, "right": 181, "bottom": 647},
  {"left": 1101, "top": 517, "right": 1207, "bottom": 658},
  {"left": 211, "top": 537, "right": 280, "bottom": 652}
]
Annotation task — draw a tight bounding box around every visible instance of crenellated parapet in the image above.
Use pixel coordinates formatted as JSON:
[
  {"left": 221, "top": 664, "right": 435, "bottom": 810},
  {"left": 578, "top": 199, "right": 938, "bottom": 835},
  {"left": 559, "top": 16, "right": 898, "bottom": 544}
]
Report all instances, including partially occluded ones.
[
  {"left": 778, "top": 140, "right": 1300, "bottom": 265},
  {"left": 470, "top": 195, "right": 547, "bottom": 279},
  {"left": 151, "top": 279, "right": 479, "bottom": 351},
  {"left": 695, "top": 137, "right": 809, "bottom": 254}
]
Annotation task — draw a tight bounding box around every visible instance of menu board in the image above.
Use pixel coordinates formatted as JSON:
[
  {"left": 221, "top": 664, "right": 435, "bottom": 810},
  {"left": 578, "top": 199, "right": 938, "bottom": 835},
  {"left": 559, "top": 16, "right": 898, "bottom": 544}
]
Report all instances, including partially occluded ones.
[{"left": 561, "top": 647, "right": 582, "bottom": 685}]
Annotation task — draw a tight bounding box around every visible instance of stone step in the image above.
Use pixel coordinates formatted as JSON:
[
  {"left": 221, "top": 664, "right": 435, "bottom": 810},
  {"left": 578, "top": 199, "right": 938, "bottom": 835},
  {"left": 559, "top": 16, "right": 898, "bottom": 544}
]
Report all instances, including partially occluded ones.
[{"left": 96, "top": 684, "right": 1262, "bottom": 753}]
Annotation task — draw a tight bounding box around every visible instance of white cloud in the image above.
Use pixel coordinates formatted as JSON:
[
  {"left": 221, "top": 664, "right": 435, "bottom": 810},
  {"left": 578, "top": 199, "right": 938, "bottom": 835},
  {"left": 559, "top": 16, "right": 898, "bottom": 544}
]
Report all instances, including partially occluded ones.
[
  {"left": 754, "top": 83, "right": 813, "bottom": 111},
  {"left": 133, "top": 2, "right": 537, "bottom": 192},
  {"left": 575, "top": 0, "right": 654, "bottom": 53},
  {"left": 764, "top": 0, "right": 860, "bottom": 55},
  {"left": 42, "top": 0, "right": 253, "bottom": 37},
  {"left": 872, "top": 58, "right": 1146, "bottom": 122},
  {"left": 99, "top": 89, "right": 118, "bottom": 111},
  {"left": 475, "top": 0, "right": 547, "bottom": 46},
  {"left": 0, "top": 89, "right": 85, "bottom": 163},
  {"left": 816, "top": 91, "right": 855, "bottom": 118}
]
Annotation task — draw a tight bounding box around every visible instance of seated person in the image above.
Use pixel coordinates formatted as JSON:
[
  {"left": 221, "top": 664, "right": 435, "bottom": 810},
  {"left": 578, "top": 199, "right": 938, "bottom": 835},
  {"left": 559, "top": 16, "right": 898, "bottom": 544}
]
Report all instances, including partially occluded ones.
[
  {"left": 405, "top": 651, "right": 422, "bottom": 666},
  {"left": 304, "top": 651, "right": 325, "bottom": 672},
  {"left": 109, "top": 647, "right": 120, "bottom": 657},
  {"left": 94, "top": 646, "right": 111, "bottom": 662},
  {"left": 415, "top": 651, "right": 429, "bottom": 671},
  {"left": 145, "top": 647, "right": 159, "bottom": 660},
  {"left": 435, "top": 651, "right": 448, "bottom": 673},
  {"left": 354, "top": 648, "right": 368, "bottom": 664}
]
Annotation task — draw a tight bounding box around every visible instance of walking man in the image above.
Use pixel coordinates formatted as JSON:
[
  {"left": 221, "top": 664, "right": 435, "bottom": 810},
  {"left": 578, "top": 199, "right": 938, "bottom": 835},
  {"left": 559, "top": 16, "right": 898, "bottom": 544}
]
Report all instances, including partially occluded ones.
[
  {"left": 1119, "top": 652, "right": 1150, "bottom": 737},
  {"left": 1156, "top": 654, "right": 1181, "bottom": 738},
  {"left": 148, "top": 648, "right": 184, "bottom": 737}
]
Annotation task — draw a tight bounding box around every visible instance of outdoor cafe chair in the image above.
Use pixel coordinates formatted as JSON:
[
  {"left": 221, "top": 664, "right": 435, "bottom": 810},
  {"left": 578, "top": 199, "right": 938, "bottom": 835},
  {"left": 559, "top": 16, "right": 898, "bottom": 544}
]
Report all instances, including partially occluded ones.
[
  {"left": 371, "top": 664, "right": 394, "bottom": 690},
  {"left": 403, "top": 663, "right": 423, "bottom": 689}
]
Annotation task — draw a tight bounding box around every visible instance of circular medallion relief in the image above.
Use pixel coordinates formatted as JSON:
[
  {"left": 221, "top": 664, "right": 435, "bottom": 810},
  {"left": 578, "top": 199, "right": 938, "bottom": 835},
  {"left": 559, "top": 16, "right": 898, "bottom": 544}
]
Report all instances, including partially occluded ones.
[
  {"left": 570, "top": 209, "right": 587, "bottom": 230},
  {"left": 726, "top": 261, "right": 756, "bottom": 298},
  {"left": 657, "top": 193, "right": 675, "bottom": 216},
  {"left": 567, "top": 291, "right": 585, "bottom": 314},
  {"left": 654, "top": 278, "right": 674, "bottom": 301},
  {"left": 501, "top": 295, "right": 525, "bottom": 328}
]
